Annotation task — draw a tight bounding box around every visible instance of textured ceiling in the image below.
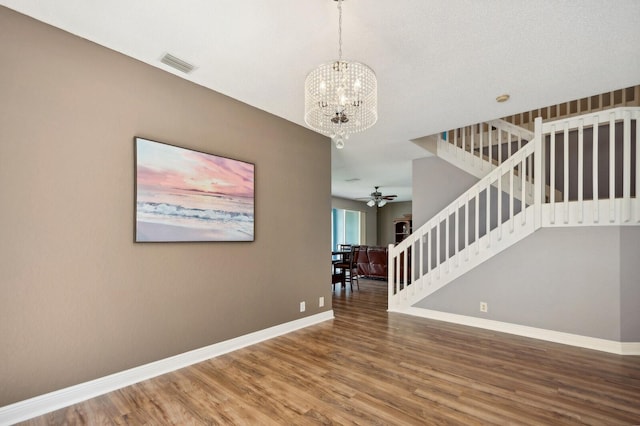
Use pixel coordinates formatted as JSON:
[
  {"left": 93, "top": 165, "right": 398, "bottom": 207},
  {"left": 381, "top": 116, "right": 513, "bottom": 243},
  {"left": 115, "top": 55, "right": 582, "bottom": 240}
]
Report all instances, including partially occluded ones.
[{"left": 2, "top": 0, "right": 639, "bottom": 202}]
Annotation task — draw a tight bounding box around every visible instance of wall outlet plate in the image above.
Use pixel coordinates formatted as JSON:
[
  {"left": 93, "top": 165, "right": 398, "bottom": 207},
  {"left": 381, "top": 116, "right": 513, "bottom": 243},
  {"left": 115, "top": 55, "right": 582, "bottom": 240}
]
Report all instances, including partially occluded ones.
[
  {"left": 319, "top": 296, "right": 325, "bottom": 308},
  {"left": 300, "top": 301, "right": 306, "bottom": 312},
  {"left": 480, "top": 302, "right": 488, "bottom": 313}
]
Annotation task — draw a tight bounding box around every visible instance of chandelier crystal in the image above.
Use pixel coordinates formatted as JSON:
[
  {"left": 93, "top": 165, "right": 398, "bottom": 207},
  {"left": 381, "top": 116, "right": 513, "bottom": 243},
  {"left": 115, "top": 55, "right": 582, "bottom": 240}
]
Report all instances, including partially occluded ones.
[{"left": 304, "top": 0, "right": 378, "bottom": 149}]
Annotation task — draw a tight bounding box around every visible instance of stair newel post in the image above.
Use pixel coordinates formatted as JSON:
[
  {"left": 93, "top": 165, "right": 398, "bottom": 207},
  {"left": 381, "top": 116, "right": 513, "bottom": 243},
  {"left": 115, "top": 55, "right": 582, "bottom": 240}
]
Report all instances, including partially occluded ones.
[
  {"left": 387, "top": 243, "right": 395, "bottom": 310},
  {"left": 534, "top": 117, "right": 543, "bottom": 230}
]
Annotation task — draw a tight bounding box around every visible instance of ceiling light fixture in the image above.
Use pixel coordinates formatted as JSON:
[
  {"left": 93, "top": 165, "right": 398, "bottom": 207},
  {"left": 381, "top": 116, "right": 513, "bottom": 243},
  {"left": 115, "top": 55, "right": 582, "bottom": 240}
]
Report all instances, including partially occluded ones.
[
  {"left": 367, "top": 199, "right": 387, "bottom": 207},
  {"left": 364, "top": 186, "right": 395, "bottom": 207},
  {"left": 304, "top": 0, "right": 378, "bottom": 149},
  {"left": 496, "top": 94, "right": 510, "bottom": 103}
]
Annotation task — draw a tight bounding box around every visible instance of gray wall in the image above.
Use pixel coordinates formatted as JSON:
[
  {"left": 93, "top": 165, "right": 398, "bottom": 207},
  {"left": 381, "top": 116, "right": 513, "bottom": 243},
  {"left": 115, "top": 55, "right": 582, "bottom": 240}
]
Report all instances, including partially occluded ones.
[
  {"left": 413, "top": 226, "right": 640, "bottom": 342},
  {"left": 620, "top": 227, "right": 640, "bottom": 341},
  {"left": 331, "top": 196, "right": 377, "bottom": 245},
  {"left": 378, "top": 201, "right": 412, "bottom": 247},
  {"left": 412, "top": 146, "right": 640, "bottom": 343},
  {"left": 0, "top": 7, "right": 330, "bottom": 406},
  {"left": 412, "top": 156, "right": 478, "bottom": 228}
]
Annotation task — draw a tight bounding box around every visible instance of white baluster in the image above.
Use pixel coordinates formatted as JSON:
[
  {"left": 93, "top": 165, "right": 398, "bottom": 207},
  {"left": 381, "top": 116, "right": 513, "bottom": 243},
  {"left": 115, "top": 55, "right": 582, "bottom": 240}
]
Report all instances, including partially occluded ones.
[
  {"left": 534, "top": 117, "right": 543, "bottom": 230},
  {"left": 509, "top": 160, "right": 514, "bottom": 233},
  {"left": 528, "top": 154, "right": 533, "bottom": 198},
  {"left": 471, "top": 126, "right": 475, "bottom": 167},
  {"left": 475, "top": 187, "right": 480, "bottom": 255},
  {"left": 609, "top": 112, "right": 616, "bottom": 222},
  {"left": 593, "top": 116, "right": 599, "bottom": 223},
  {"left": 518, "top": 131, "right": 522, "bottom": 152},
  {"left": 388, "top": 245, "right": 395, "bottom": 304},
  {"left": 578, "top": 119, "right": 584, "bottom": 223},
  {"left": 436, "top": 217, "right": 441, "bottom": 279},
  {"left": 498, "top": 172, "right": 502, "bottom": 241},
  {"left": 394, "top": 252, "right": 399, "bottom": 295},
  {"left": 498, "top": 128, "right": 502, "bottom": 166},
  {"left": 403, "top": 247, "right": 408, "bottom": 292},
  {"left": 521, "top": 155, "right": 527, "bottom": 226},
  {"left": 563, "top": 122, "right": 569, "bottom": 224},
  {"left": 419, "top": 232, "right": 424, "bottom": 286},
  {"left": 445, "top": 211, "right": 450, "bottom": 273},
  {"left": 550, "top": 125, "right": 556, "bottom": 224},
  {"left": 479, "top": 124, "right": 484, "bottom": 171},
  {"left": 489, "top": 125, "right": 493, "bottom": 166},
  {"left": 427, "top": 228, "right": 431, "bottom": 284},
  {"left": 623, "top": 110, "right": 631, "bottom": 222},
  {"left": 462, "top": 126, "right": 467, "bottom": 162},
  {"left": 454, "top": 204, "right": 459, "bottom": 267},
  {"left": 486, "top": 184, "right": 491, "bottom": 248},
  {"left": 453, "top": 128, "right": 458, "bottom": 157},
  {"left": 465, "top": 193, "right": 470, "bottom": 261}
]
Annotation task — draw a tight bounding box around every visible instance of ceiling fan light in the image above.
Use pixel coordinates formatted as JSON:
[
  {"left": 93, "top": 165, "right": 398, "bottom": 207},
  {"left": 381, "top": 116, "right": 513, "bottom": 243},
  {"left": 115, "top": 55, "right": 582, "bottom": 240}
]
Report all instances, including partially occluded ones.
[
  {"left": 367, "top": 199, "right": 376, "bottom": 207},
  {"left": 378, "top": 199, "right": 387, "bottom": 207}
]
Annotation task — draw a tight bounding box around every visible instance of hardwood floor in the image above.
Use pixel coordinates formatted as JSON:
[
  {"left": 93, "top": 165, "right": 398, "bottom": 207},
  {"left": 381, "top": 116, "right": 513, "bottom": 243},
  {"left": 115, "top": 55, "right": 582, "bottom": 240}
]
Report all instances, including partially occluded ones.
[{"left": 21, "top": 279, "right": 640, "bottom": 425}]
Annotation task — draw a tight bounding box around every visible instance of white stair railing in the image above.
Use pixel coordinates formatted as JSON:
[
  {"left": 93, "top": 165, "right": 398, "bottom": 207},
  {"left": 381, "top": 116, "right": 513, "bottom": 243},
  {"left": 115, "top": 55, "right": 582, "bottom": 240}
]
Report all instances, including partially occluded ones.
[
  {"left": 389, "top": 107, "right": 640, "bottom": 311},
  {"left": 438, "top": 119, "right": 538, "bottom": 204},
  {"left": 388, "top": 133, "right": 540, "bottom": 309},
  {"left": 439, "top": 119, "right": 534, "bottom": 177},
  {"left": 540, "top": 108, "right": 640, "bottom": 226}
]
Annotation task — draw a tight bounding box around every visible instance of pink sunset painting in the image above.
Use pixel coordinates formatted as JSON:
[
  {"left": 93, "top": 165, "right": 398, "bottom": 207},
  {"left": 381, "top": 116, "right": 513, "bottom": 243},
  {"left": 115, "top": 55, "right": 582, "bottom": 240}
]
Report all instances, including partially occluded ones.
[{"left": 135, "top": 138, "right": 254, "bottom": 242}]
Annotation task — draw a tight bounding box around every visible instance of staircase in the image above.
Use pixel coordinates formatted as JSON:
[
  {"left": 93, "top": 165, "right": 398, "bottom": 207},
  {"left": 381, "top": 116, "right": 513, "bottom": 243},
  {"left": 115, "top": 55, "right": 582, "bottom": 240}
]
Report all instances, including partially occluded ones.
[{"left": 388, "top": 107, "right": 640, "bottom": 311}]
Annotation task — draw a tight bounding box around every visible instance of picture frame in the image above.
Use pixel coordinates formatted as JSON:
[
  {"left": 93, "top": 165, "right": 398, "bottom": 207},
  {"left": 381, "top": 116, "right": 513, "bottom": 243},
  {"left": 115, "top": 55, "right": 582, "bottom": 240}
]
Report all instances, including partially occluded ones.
[{"left": 134, "top": 137, "right": 255, "bottom": 242}]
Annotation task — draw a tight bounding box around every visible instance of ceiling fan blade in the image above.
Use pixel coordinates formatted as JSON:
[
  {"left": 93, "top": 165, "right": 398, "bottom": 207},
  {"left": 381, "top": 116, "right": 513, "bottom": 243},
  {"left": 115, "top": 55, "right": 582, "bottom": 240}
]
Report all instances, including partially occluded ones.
[{"left": 382, "top": 195, "right": 397, "bottom": 200}]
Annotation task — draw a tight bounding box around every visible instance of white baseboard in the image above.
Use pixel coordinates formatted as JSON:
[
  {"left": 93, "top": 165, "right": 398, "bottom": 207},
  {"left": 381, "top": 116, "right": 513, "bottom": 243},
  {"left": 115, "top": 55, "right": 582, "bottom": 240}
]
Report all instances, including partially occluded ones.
[
  {"left": 0, "top": 310, "right": 334, "bottom": 426},
  {"left": 395, "top": 307, "right": 640, "bottom": 356}
]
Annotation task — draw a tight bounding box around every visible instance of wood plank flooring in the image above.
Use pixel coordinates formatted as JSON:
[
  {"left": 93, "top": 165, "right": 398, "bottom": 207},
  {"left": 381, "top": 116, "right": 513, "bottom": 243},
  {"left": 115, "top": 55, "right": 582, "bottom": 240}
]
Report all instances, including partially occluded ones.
[{"left": 21, "top": 279, "right": 640, "bottom": 425}]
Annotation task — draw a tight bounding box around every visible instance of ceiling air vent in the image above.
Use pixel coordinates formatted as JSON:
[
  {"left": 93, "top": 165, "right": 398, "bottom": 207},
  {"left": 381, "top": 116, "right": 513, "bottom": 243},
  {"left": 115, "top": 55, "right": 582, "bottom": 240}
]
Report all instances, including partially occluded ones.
[{"left": 160, "top": 53, "right": 195, "bottom": 74}]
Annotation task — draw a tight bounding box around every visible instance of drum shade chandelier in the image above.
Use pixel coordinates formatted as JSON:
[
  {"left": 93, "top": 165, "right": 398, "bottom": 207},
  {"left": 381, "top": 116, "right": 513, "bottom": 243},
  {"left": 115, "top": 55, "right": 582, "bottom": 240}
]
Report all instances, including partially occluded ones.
[{"left": 304, "top": 0, "right": 378, "bottom": 149}]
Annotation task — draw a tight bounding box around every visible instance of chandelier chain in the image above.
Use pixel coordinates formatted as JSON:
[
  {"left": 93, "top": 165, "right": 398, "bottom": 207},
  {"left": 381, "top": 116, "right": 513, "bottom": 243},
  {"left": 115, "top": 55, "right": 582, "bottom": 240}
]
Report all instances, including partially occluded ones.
[{"left": 338, "top": 0, "right": 342, "bottom": 61}]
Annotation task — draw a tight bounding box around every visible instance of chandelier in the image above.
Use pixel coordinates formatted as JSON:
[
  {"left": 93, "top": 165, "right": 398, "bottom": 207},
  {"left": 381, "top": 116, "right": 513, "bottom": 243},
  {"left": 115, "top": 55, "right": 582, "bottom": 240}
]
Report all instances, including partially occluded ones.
[{"left": 304, "top": 0, "right": 378, "bottom": 149}]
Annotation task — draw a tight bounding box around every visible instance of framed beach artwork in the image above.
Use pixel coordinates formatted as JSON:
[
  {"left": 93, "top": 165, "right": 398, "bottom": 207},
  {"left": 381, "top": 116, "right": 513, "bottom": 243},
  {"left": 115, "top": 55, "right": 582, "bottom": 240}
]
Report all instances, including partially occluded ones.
[{"left": 134, "top": 137, "right": 255, "bottom": 242}]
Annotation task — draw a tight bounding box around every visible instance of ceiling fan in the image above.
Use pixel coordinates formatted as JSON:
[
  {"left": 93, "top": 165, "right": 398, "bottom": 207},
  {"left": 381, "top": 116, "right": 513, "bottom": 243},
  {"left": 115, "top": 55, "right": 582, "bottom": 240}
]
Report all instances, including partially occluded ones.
[{"left": 360, "top": 186, "right": 397, "bottom": 207}]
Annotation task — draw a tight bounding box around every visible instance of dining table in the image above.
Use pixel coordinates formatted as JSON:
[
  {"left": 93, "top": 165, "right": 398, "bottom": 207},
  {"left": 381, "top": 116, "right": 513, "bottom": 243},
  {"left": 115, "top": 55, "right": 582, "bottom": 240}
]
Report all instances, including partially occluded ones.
[{"left": 331, "top": 250, "right": 351, "bottom": 288}]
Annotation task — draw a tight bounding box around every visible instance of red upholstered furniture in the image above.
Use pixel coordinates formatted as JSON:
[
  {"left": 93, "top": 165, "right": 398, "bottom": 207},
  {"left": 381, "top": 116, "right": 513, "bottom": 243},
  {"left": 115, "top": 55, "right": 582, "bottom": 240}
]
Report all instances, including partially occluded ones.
[{"left": 355, "top": 246, "right": 388, "bottom": 280}]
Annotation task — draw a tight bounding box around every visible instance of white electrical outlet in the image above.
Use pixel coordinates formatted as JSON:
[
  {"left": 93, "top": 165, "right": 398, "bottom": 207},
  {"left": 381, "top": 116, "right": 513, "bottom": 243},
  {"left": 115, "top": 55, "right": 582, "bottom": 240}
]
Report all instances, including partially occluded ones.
[
  {"left": 300, "top": 301, "right": 306, "bottom": 312},
  {"left": 480, "top": 302, "right": 488, "bottom": 313},
  {"left": 319, "top": 296, "right": 325, "bottom": 308}
]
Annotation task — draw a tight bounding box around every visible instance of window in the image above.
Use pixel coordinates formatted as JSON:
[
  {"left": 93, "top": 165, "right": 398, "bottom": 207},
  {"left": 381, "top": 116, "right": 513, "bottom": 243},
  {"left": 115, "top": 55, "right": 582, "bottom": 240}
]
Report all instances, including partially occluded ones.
[{"left": 331, "top": 208, "right": 362, "bottom": 251}]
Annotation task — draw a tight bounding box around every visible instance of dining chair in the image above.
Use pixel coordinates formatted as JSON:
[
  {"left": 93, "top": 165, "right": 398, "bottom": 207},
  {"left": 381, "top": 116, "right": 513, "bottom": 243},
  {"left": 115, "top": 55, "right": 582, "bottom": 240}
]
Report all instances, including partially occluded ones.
[{"left": 334, "top": 245, "right": 359, "bottom": 290}]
